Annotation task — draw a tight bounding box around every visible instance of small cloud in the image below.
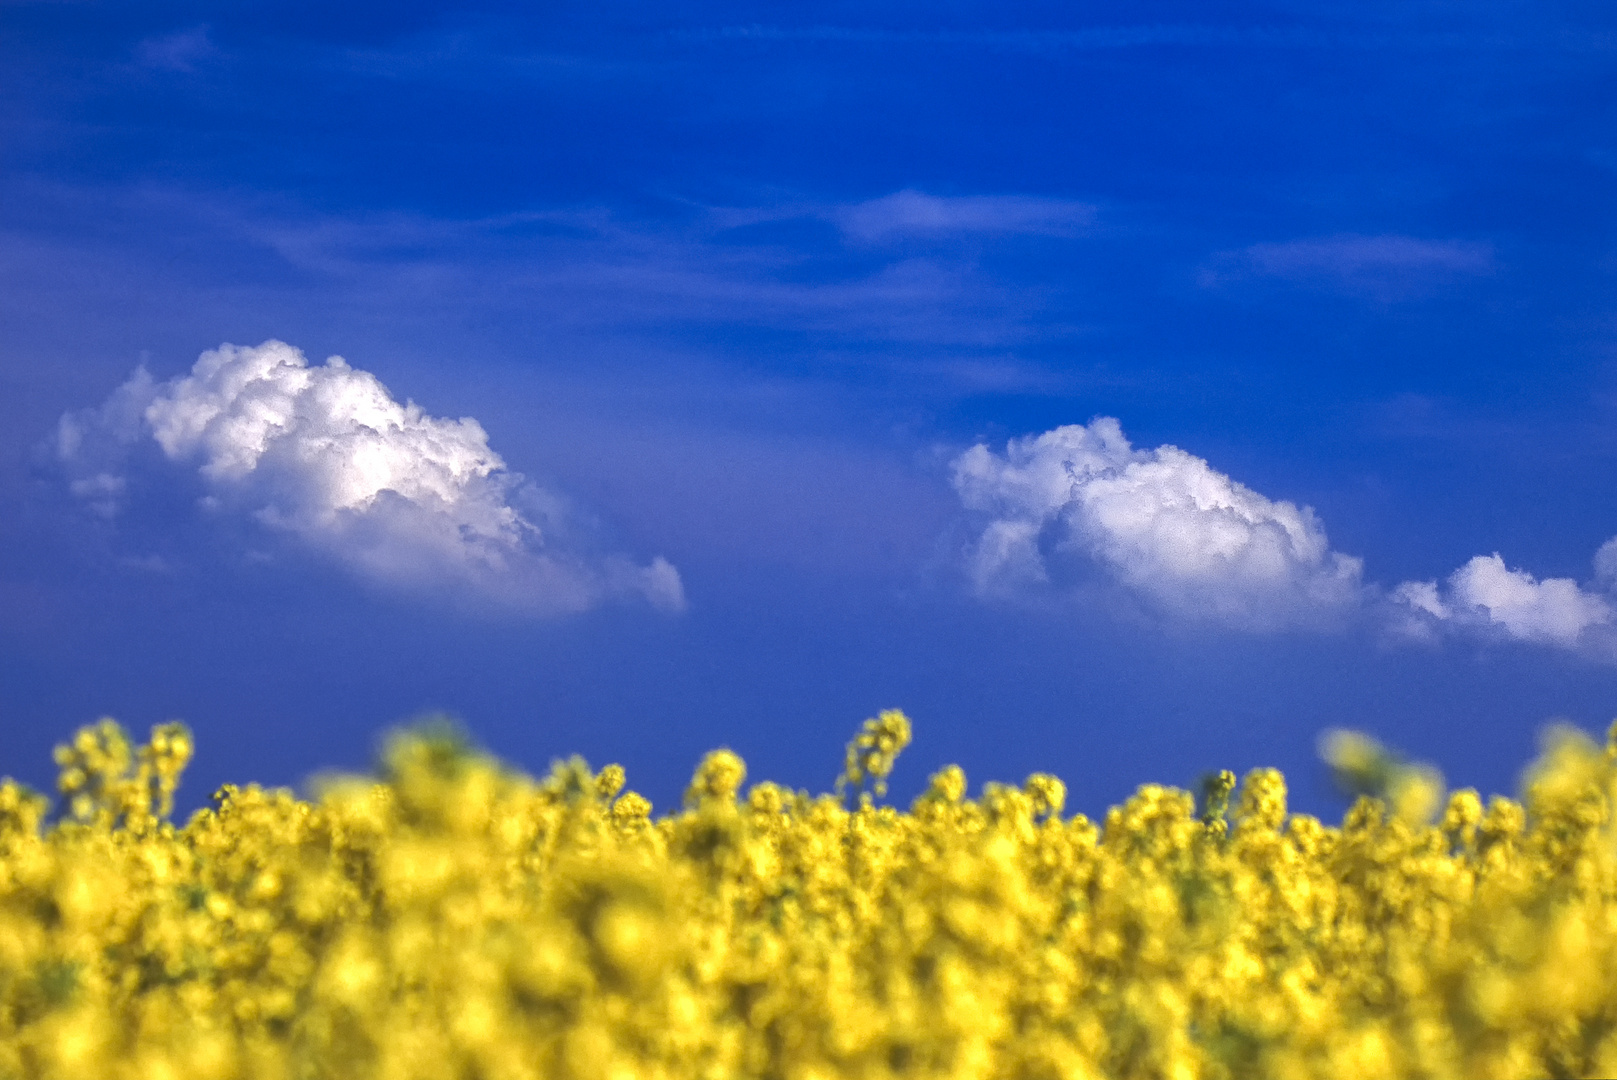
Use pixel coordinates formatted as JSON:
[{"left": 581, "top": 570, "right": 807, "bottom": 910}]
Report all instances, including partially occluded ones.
[
  {"left": 834, "top": 190, "right": 1095, "bottom": 244},
  {"left": 1593, "top": 537, "right": 1617, "bottom": 591},
  {"left": 1390, "top": 578, "right": 1448, "bottom": 620},
  {"left": 56, "top": 340, "right": 682, "bottom": 616},
  {"left": 950, "top": 418, "right": 1364, "bottom": 629},
  {"left": 134, "top": 26, "right": 218, "bottom": 72},
  {"left": 607, "top": 555, "right": 686, "bottom": 614},
  {"left": 1392, "top": 553, "right": 1616, "bottom": 651},
  {"left": 67, "top": 472, "right": 127, "bottom": 518},
  {"left": 1201, "top": 233, "right": 1495, "bottom": 300}
]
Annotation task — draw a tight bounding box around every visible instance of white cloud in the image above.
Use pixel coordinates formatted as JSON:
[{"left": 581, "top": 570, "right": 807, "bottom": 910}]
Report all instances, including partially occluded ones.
[
  {"left": 834, "top": 190, "right": 1095, "bottom": 244},
  {"left": 57, "top": 340, "right": 683, "bottom": 615},
  {"left": 1393, "top": 554, "right": 1615, "bottom": 649},
  {"left": 951, "top": 418, "right": 1364, "bottom": 628}
]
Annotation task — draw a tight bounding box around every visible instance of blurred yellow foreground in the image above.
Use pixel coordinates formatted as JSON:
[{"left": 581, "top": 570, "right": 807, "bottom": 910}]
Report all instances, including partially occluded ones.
[{"left": 3, "top": 709, "right": 1617, "bottom": 1080}]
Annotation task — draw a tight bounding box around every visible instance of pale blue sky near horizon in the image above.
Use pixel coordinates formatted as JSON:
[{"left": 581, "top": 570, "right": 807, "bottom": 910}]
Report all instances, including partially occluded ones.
[{"left": 5, "top": 0, "right": 1617, "bottom": 819}]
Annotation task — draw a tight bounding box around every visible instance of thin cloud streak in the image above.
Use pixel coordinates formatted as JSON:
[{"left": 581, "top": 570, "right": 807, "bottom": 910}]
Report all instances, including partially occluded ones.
[
  {"left": 203, "top": 188, "right": 1088, "bottom": 349},
  {"left": 1200, "top": 234, "right": 1495, "bottom": 300},
  {"left": 833, "top": 190, "right": 1095, "bottom": 243},
  {"left": 132, "top": 26, "right": 217, "bottom": 72},
  {"left": 681, "top": 24, "right": 1617, "bottom": 54}
]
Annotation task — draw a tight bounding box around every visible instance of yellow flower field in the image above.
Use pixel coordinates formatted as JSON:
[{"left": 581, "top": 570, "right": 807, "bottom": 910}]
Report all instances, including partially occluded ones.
[{"left": 4, "top": 710, "right": 1617, "bottom": 1079}]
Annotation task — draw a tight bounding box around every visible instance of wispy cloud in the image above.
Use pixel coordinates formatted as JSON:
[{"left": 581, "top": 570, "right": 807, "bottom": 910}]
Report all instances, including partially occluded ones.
[
  {"left": 950, "top": 418, "right": 1365, "bottom": 629},
  {"left": 217, "top": 189, "right": 1090, "bottom": 351},
  {"left": 833, "top": 190, "right": 1095, "bottom": 244},
  {"left": 1200, "top": 234, "right": 1495, "bottom": 300},
  {"left": 55, "top": 340, "right": 683, "bottom": 616},
  {"left": 133, "top": 27, "right": 218, "bottom": 72},
  {"left": 690, "top": 24, "right": 1327, "bottom": 50},
  {"left": 678, "top": 23, "right": 1616, "bottom": 54}
]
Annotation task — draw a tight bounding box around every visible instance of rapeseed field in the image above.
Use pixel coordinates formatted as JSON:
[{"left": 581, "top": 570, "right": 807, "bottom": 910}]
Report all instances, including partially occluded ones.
[{"left": 3, "top": 709, "right": 1617, "bottom": 1079}]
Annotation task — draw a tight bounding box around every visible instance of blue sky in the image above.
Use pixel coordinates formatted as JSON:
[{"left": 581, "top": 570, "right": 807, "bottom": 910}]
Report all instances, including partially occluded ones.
[{"left": 5, "top": 0, "right": 1617, "bottom": 818}]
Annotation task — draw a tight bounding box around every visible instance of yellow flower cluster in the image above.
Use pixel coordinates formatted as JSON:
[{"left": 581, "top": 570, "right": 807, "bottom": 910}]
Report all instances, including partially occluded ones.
[{"left": 5, "top": 712, "right": 1617, "bottom": 1079}]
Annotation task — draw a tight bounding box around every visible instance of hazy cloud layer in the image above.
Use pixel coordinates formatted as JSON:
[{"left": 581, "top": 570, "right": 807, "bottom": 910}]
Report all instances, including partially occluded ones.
[
  {"left": 56, "top": 340, "right": 683, "bottom": 615},
  {"left": 951, "top": 418, "right": 1364, "bottom": 628}
]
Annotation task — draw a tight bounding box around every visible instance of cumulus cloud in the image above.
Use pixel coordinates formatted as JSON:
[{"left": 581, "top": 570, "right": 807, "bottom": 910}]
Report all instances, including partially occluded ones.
[
  {"left": 1392, "top": 554, "right": 1616, "bottom": 651},
  {"left": 1200, "top": 234, "right": 1495, "bottom": 300},
  {"left": 56, "top": 340, "right": 683, "bottom": 615},
  {"left": 954, "top": 418, "right": 1617, "bottom": 657},
  {"left": 951, "top": 418, "right": 1364, "bottom": 628},
  {"left": 834, "top": 190, "right": 1095, "bottom": 244}
]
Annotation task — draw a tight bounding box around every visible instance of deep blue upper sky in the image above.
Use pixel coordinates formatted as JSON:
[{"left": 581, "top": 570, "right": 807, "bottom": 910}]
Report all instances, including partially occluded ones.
[{"left": 5, "top": 0, "right": 1617, "bottom": 820}]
